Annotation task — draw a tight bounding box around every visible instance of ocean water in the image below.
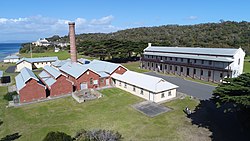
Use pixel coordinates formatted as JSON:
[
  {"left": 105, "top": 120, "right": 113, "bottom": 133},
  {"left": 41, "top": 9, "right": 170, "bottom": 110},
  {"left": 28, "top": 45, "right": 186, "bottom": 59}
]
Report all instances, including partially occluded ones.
[{"left": 0, "top": 43, "right": 21, "bottom": 61}]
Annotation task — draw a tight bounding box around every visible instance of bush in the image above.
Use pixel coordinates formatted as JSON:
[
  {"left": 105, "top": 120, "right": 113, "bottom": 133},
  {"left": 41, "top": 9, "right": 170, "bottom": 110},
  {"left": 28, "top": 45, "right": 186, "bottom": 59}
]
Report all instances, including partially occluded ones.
[
  {"left": 74, "top": 129, "right": 122, "bottom": 141},
  {"left": 4, "top": 91, "right": 17, "bottom": 101},
  {"left": 0, "top": 133, "right": 21, "bottom": 141},
  {"left": 43, "top": 131, "right": 72, "bottom": 141}
]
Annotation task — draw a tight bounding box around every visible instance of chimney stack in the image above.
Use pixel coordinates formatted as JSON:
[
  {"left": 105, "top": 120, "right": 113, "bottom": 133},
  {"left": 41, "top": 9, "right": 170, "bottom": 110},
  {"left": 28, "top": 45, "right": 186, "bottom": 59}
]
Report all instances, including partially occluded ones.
[
  {"left": 148, "top": 43, "right": 152, "bottom": 47},
  {"left": 69, "top": 22, "right": 77, "bottom": 62}
]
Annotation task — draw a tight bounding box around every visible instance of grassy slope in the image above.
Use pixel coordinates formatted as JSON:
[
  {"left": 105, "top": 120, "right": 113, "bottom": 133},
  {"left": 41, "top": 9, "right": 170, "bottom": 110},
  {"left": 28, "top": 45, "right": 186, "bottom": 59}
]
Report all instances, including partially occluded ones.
[
  {"left": 21, "top": 51, "right": 97, "bottom": 60},
  {"left": 122, "top": 61, "right": 149, "bottom": 73},
  {"left": 0, "top": 88, "right": 209, "bottom": 141},
  {"left": 243, "top": 61, "right": 250, "bottom": 73}
]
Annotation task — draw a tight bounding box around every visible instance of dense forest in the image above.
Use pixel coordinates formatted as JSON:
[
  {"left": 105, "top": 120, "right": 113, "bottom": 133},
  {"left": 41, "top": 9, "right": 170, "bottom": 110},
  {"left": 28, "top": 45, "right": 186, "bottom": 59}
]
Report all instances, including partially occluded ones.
[{"left": 20, "top": 21, "right": 250, "bottom": 61}]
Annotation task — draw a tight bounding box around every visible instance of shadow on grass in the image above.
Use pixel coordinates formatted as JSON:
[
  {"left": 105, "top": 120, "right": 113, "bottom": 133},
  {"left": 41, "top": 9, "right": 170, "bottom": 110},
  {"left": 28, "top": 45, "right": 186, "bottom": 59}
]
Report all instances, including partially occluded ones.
[
  {"left": 0, "top": 133, "right": 22, "bottom": 141},
  {"left": 189, "top": 100, "right": 250, "bottom": 141}
]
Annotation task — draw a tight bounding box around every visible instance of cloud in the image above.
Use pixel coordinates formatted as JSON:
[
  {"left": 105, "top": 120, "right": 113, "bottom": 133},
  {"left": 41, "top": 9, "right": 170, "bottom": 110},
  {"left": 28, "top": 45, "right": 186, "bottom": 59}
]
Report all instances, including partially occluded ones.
[
  {"left": 0, "top": 15, "right": 119, "bottom": 42},
  {"left": 187, "top": 16, "right": 198, "bottom": 20}
]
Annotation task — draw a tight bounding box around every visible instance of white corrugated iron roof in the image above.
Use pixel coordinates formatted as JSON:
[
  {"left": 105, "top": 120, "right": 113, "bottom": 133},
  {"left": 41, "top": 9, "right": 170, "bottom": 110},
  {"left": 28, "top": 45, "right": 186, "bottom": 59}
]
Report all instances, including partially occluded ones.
[
  {"left": 86, "top": 60, "right": 126, "bottom": 74},
  {"left": 144, "top": 46, "right": 239, "bottom": 56},
  {"left": 15, "top": 67, "right": 39, "bottom": 91},
  {"left": 143, "top": 52, "right": 234, "bottom": 62},
  {"left": 16, "top": 57, "right": 58, "bottom": 64},
  {"left": 111, "top": 71, "right": 178, "bottom": 93},
  {"left": 38, "top": 71, "right": 56, "bottom": 87},
  {"left": 4, "top": 55, "right": 20, "bottom": 59},
  {"left": 43, "top": 65, "right": 62, "bottom": 79},
  {"left": 59, "top": 62, "right": 89, "bottom": 79}
]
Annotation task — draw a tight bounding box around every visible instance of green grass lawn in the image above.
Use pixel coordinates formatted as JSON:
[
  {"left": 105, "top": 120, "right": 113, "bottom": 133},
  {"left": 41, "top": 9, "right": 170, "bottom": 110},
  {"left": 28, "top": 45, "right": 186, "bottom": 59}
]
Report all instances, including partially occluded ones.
[
  {"left": 122, "top": 61, "right": 150, "bottom": 73},
  {"left": 244, "top": 61, "right": 250, "bottom": 73},
  {"left": 0, "top": 88, "right": 209, "bottom": 141},
  {"left": 21, "top": 51, "right": 97, "bottom": 60}
]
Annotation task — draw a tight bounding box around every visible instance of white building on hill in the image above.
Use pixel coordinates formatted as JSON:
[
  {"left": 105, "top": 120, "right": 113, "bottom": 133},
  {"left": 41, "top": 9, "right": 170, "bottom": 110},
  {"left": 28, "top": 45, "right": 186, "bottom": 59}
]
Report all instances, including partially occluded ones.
[{"left": 141, "top": 43, "right": 245, "bottom": 82}]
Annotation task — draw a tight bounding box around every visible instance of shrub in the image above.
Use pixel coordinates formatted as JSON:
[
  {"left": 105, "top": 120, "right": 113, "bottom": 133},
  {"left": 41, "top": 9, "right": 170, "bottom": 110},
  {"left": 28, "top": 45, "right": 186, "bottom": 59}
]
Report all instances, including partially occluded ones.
[
  {"left": 43, "top": 131, "right": 72, "bottom": 141},
  {"left": 0, "top": 133, "right": 21, "bottom": 141},
  {"left": 74, "top": 129, "right": 122, "bottom": 141},
  {"left": 4, "top": 91, "right": 18, "bottom": 101}
]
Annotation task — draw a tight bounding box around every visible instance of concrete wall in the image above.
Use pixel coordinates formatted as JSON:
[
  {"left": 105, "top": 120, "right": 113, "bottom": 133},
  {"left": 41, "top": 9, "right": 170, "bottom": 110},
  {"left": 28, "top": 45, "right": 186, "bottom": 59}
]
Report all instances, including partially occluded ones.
[
  {"left": 18, "top": 79, "right": 46, "bottom": 103},
  {"left": 112, "top": 79, "right": 176, "bottom": 103}
]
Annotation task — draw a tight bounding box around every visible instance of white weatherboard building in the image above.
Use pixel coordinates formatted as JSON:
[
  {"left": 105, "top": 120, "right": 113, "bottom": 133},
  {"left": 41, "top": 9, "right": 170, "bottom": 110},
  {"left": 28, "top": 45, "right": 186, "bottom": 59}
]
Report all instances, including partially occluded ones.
[
  {"left": 16, "top": 57, "right": 58, "bottom": 72},
  {"left": 3, "top": 55, "right": 20, "bottom": 63},
  {"left": 112, "top": 71, "right": 178, "bottom": 103},
  {"left": 141, "top": 43, "right": 245, "bottom": 82}
]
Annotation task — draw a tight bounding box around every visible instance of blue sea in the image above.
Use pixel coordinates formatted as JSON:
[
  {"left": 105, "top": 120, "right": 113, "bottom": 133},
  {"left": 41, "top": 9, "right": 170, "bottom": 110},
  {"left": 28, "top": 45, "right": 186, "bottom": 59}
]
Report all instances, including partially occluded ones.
[{"left": 0, "top": 43, "right": 22, "bottom": 61}]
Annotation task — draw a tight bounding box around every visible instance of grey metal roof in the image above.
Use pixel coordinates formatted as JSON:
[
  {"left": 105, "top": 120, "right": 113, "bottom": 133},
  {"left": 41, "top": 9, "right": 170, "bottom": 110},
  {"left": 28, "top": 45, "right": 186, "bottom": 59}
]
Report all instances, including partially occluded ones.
[
  {"left": 59, "top": 62, "right": 89, "bottom": 79},
  {"left": 97, "top": 71, "right": 110, "bottom": 78},
  {"left": 4, "top": 55, "right": 20, "bottom": 59},
  {"left": 43, "top": 65, "right": 62, "bottom": 79},
  {"left": 143, "top": 52, "right": 234, "bottom": 62},
  {"left": 15, "top": 67, "right": 39, "bottom": 91},
  {"left": 38, "top": 71, "right": 56, "bottom": 87},
  {"left": 16, "top": 57, "right": 58, "bottom": 64},
  {"left": 112, "top": 71, "right": 178, "bottom": 93},
  {"left": 0, "top": 71, "right": 3, "bottom": 77},
  {"left": 51, "top": 59, "right": 71, "bottom": 67},
  {"left": 144, "top": 46, "right": 239, "bottom": 56},
  {"left": 86, "top": 60, "right": 126, "bottom": 74}
]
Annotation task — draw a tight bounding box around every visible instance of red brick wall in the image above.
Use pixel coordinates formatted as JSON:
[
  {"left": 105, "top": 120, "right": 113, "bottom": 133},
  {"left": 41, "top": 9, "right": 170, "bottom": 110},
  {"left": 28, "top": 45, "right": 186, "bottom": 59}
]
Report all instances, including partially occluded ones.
[
  {"left": 98, "top": 77, "right": 110, "bottom": 87},
  {"left": 50, "top": 75, "right": 73, "bottom": 97},
  {"left": 19, "top": 79, "right": 46, "bottom": 103},
  {"left": 111, "top": 66, "right": 127, "bottom": 75}
]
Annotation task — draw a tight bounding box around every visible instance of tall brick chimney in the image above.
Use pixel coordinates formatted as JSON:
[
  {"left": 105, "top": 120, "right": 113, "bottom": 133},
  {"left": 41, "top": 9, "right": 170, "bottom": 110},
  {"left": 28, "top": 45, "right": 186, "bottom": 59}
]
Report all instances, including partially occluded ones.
[{"left": 69, "top": 22, "right": 77, "bottom": 62}]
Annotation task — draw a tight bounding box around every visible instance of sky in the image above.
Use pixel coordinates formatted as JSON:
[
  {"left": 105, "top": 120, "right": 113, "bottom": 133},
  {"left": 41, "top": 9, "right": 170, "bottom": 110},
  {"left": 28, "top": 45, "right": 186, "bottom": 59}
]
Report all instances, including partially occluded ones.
[{"left": 0, "top": 0, "right": 249, "bottom": 42}]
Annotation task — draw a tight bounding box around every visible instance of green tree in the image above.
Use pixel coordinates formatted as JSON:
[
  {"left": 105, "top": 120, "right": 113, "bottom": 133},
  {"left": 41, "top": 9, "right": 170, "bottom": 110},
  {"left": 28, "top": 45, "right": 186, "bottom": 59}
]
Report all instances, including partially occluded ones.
[{"left": 213, "top": 73, "right": 250, "bottom": 110}]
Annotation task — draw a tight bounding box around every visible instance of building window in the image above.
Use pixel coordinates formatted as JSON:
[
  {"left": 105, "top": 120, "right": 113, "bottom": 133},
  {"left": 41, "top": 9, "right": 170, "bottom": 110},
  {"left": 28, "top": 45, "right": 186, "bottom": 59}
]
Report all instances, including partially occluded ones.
[
  {"left": 100, "top": 78, "right": 104, "bottom": 83},
  {"left": 209, "top": 61, "right": 212, "bottom": 65},
  {"left": 168, "top": 91, "right": 171, "bottom": 96},
  {"left": 175, "top": 58, "right": 178, "bottom": 61},
  {"left": 160, "top": 56, "right": 162, "bottom": 60},
  {"left": 151, "top": 63, "right": 153, "bottom": 67},
  {"left": 161, "top": 93, "right": 165, "bottom": 98},
  {"left": 194, "top": 59, "right": 197, "bottom": 63},
  {"left": 220, "top": 72, "right": 223, "bottom": 78},
  {"left": 181, "top": 67, "right": 183, "bottom": 72},
  {"left": 90, "top": 78, "right": 93, "bottom": 84},
  {"left": 170, "top": 57, "right": 172, "bottom": 60},
  {"left": 202, "top": 60, "right": 204, "bottom": 64},
  {"left": 119, "top": 81, "right": 121, "bottom": 86},
  {"left": 165, "top": 65, "right": 167, "bottom": 70},
  {"left": 201, "top": 70, "right": 203, "bottom": 75},
  {"left": 175, "top": 66, "right": 177, "bottom": 71},
  {"left": 148, "top": 62, "right": 149, "bottom": 67},
  {"left": 170, "top": 66, "right": 172, "bottom": 70},
  {"left": 181, "top": 58, "right": 183, "bottom": 62},
  {"left": 208, "top": 71, "right": 211, "bottom": 77},
  {"left": 194, "top": 69, "right": 196, "bottom": 74},
  {"left": 238, "top": 59, "right": 240, "bottom": 65},
  {"left": 124, "top": 83, "right": 127, "bottom": 88},
  {"left": 140, "top": 89, "right": 143, "bottom": 95},
  {"left": 133, "top": 86, "right": 136, "bottom": 91}
]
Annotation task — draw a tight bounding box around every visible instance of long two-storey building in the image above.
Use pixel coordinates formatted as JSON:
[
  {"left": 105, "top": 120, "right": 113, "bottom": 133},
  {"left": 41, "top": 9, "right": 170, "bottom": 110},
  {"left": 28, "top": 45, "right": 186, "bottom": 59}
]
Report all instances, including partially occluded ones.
[{"left": 141, "top": 43, "right": 245, "bottom": 82}]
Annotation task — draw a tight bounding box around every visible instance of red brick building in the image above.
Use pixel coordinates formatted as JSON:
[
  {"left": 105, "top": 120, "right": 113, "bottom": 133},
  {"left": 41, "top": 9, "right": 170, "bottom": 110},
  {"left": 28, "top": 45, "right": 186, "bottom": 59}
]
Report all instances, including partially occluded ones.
[
  {"left": 15, "top": 67, "right": 46, "bottom": 103},
  {"left": 38, "top": 65, "right": 73, "bottom": 97}
]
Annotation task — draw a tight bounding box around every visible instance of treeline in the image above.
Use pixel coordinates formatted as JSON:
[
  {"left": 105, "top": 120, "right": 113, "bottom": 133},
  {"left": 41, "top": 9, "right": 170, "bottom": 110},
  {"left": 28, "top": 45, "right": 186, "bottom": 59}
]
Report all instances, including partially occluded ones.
[{"left": 22, "top": 21, "right": 250, "bottom": 60}]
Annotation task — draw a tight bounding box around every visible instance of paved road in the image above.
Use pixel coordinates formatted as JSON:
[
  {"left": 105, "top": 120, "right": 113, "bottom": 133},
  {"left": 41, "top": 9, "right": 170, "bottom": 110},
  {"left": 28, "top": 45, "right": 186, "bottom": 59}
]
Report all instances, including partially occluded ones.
[{"left": 144, "top": 72, "right": 215, "bottom": 100}]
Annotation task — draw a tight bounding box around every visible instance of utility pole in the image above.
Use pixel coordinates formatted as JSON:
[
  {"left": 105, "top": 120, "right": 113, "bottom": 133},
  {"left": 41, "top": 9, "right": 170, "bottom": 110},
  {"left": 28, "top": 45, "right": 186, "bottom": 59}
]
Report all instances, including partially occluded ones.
[{"left": 30, "top": 43, "right": 32, "bottom": 58}]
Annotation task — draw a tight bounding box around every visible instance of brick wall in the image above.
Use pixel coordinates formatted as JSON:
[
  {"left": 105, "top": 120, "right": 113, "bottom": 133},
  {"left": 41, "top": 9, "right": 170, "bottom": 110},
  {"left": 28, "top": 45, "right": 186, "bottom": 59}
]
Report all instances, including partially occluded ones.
[
  {"left": 50, "top": 75, "right": 73, "bottom": 97},
  {"left": 19, "top": 79, "right": 46, "bottom": 103},
  {"left": 112, "top": 66, "right": 127, "bottom": 75}
]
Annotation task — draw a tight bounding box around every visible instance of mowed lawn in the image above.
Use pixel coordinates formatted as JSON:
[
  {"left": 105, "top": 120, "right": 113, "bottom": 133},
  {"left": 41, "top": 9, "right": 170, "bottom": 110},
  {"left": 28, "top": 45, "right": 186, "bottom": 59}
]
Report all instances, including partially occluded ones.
[
  {"left": 21, "top": 51, "right": 97, "bottom": 60},
  {"left": 122, "top": 61, "right": 149, "bottom": 73},
  {"left": 244, "top": 61, "right": 250, "bottom": 73},
  {"left": 0, "top": 88, "right": 210, "bottom": 141}
]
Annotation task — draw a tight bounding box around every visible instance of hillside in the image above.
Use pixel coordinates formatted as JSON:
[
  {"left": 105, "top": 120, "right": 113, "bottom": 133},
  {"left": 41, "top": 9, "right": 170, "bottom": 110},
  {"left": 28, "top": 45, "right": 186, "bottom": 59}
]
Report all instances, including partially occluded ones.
[{"left": 22, "top": 21, "right": 250, "bottom": 61}]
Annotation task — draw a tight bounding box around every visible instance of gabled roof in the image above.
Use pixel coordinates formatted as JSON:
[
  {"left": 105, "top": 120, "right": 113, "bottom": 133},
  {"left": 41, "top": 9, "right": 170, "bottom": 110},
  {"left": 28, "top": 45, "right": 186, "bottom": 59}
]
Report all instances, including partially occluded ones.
[
  {"left": 59, "top": 62, "right": 90, "bottom": 79},
  {"left": 16, "top": 57, "right": 58, "bottom": 64},
  {"left": 4, "top": 55, "right": 20, "bottom": 59},
  {"left": 51, "top": 59, "right": 71, "bottom": 67},
  {"left": 144, "top": 46, "right": 239, "bottom": 57},
  {"left": 15, "top": 67, "right": 39, "bottom": 91},
  {"left": 43, "top": 65, "right": 63, "bottom": 79},
  {"left": 112, "top": 71, "right": 178, "bottom": 93},
  {"left": 86, "top": 60, "right": 127, "bottom": 74},
  {"left": 38, "top": 71, "right": 56, "bottom": 87}
]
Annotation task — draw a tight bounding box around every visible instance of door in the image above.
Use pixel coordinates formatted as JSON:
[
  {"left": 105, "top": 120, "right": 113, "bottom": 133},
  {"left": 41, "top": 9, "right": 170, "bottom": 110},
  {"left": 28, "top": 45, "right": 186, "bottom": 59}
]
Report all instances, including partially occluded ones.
[
  {"left": 149, "top": 92, "right": 154, "bottom": 102},
  {"left": 80, "top": 83, "right": 88, "bottom": 90},
  {"left": 187, "top": 68, "right": 190, "bottom": 76},
  {"left": 106, "top": 79, "right": 110, "bottom": 86}
]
